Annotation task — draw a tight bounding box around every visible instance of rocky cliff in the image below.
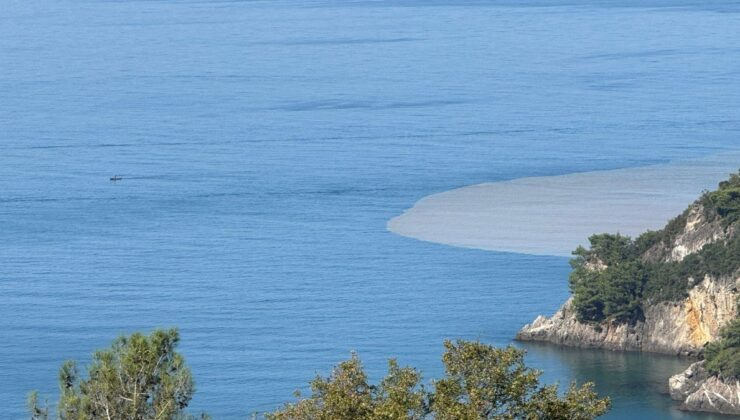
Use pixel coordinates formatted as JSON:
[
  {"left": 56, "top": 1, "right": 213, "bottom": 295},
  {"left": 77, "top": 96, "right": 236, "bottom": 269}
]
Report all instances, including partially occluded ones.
[
  {"left": 516, "top": 171, "right": 740, "bottom": 415},
  {"left": 517, "top": 200, "right": 739, "bottom": 356},
  {"left": 669, "top": 361, "right": 740, "bottom": 415},
  {"left": 517, "top": 275, "right": 738, "bottom": 356}
]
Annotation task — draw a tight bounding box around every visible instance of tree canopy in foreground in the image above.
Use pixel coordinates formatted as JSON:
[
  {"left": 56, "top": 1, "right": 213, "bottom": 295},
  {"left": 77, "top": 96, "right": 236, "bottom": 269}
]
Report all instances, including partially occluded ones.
[
  {"left": 268, "top": 340, "right": 610, "bottom": 420},
  {"left": 29, "top": 333, "right": 609, "bottom": 419},
  {"left": 28, "top": 328, "right": 207, "bottom": 420}
]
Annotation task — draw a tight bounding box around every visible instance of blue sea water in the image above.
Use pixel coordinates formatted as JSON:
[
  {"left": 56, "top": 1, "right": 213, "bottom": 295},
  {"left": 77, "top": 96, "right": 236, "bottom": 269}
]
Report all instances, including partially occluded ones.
[{"left": 2, "top": 0, "right": 740, "bottom": 418}]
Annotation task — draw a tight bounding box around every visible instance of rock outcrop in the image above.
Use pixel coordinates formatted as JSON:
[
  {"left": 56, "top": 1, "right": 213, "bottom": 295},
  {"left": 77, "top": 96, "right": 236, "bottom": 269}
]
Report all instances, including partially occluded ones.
[
  {"left": 663, "top": 204, "right": 729, "bottom": 263},
  {"left": 669, "top": 362, "right": 740, "bottom": 415},
  {"left": 516, "top": 172, "right": 740, "bottom": 415},
  {"left": 517, "top": 196, "right": 738, "bottom": 355},
  {"left": 516, "top": 275, "right": 738, "bottom": 356}
]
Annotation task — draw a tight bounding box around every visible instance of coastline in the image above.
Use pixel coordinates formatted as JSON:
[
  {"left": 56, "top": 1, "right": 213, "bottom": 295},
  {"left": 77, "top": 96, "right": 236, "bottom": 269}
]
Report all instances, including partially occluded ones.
[
  {"left": 387, "top": 151, "right": 740, "bottom": 257},
  {"left": 389, "top": 152, "right": 740, "bottom": 416}
]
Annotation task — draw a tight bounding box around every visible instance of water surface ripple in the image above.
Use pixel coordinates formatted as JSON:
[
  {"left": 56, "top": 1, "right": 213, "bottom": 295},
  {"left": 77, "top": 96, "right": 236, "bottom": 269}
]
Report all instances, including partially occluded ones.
[{"left": 2, "top": 0, "right": 739, "bottom": 418}]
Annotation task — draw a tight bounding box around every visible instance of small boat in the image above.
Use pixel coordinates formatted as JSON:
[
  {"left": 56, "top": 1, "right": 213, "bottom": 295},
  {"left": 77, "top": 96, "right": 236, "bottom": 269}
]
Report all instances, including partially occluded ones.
[{"left": 110, "top": 175, "right": 123, "bottom": 182}]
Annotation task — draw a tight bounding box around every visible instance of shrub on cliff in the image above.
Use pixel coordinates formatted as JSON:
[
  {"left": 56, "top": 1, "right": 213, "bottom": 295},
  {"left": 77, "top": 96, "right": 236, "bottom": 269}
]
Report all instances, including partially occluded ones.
[
  {"left": 704, "top": 316, "right": 740, "bottom": 379},
  {"left": 569, "top": 237, "right": 647, "bottom": 323},
  {"left": 268, "top": 340, "right": 611, "bottom": 420},
  {"left": 701, "top": 170, "right": 740, "bottom": 226},
  {"left": 569, "top": 171, "right": 740, "bottom": 324}
]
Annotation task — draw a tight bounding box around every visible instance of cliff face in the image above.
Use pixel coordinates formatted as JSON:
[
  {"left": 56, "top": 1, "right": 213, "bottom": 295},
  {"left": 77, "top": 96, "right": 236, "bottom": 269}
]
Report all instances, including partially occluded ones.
[
  {"left": 516, "top": 178, "right": 740, "bottom": 415},
  {"left": 516, "top": 275, "right": 738, "bottom": 356},
  {"left": 656, "top": 204, "right": 729, "bottom": 263},
  {"left": 517, "top": 194, "right": 740, "bottom": 356},
  {"left": 517, "top": 201, "right": 738, "bottom": 355},
  {"left": 669, "top": 362, "right": 740, "bottom": 415}
]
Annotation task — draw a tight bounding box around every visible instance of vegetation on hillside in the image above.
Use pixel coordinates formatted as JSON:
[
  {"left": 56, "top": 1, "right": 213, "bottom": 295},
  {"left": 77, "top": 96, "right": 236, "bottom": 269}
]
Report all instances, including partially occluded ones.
[
  {"left": 704, "top": 303, "right": 740, "bottom": 379},
  {"left": 269, "top": 340, "right": 610, "bottom": 420},
  {"left": 702, "top": 171, "right": 740, "bottom": 226},
  {"left": 569, "top": 171, "right": 740, "bottom": 324}
]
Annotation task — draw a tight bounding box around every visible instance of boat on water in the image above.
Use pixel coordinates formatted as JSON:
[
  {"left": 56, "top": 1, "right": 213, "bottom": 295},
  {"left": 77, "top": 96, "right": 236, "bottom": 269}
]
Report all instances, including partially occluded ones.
[{"left": 110, "top": 175, "right": 122, "bottom": 182}]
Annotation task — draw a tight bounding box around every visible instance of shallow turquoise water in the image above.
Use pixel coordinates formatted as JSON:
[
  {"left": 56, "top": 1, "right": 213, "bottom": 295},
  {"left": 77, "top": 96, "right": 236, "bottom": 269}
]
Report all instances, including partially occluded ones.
[{"left": 1, "top": 0, "right": 739, "bottom": 418}]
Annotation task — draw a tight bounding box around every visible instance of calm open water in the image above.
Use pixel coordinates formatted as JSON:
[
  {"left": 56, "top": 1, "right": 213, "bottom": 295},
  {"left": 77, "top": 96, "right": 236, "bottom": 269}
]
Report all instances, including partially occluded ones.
[{"left": 2, "top": 0, "right": 740, "bottom": 418}]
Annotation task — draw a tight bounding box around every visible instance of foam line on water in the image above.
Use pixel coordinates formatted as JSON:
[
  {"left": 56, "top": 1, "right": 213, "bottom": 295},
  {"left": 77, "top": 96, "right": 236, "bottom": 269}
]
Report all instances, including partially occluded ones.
[{"left": 388, "top": 152, "right": 740, "bottom": 257}]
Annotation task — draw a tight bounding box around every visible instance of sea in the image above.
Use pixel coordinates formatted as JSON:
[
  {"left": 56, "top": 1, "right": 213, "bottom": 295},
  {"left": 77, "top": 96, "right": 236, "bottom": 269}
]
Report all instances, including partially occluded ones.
[{"left": 2, "top": 0, "right": 740, "bottom": 418}]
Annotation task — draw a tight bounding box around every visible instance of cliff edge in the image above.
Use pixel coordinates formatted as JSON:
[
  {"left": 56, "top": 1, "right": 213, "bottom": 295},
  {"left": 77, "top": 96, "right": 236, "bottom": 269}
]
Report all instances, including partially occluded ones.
[
  {"left": 517, "top": 195, "right": 738, "bottom": 355},
  {"left": 516, "top": 170, "right": 740, "bottom": 415},
  {"left": 517, "top": 274, "right": 737, "bottom": 356}
]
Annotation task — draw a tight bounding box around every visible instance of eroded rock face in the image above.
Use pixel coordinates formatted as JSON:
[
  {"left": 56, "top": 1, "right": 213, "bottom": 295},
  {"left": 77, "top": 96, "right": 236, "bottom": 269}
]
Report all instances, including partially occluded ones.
[
  {"left": 516, "top": 276, "right": 738, "bottom": 356},
  {"left": 518, "top": 198, "right": 739, "bottom": 355},
  {"left": 667, "top": 205, "right": 726, "bottom": 262},
  {"left": 669, "top": 362, "right": 740, "bottom": 415},
  {"left": 516, "top": 193, "right": 740, "bottom": 415},
  {"left": 642, "top": 203, "right": 734, "bottom": 264}
]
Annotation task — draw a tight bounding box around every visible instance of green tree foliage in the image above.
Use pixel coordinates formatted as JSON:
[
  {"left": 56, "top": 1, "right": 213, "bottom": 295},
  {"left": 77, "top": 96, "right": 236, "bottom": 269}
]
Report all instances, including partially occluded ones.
[
  {"left": 704, "top": 310, "right": 740, "bottom": 379},
  {"left": 267, "top": 354, "right": 426, "bottom": 420},
  {"left": 569, "top": 171, "right": 740, "bottom": 324},
  {"left": 701, "top": 170, "right": 740, "bottom": 226},
  {"left": 431, "top": 340, "right": 609, "bottom": 419},
  {"left": 569, "top": 234, "right": 647, "bottom": 323},
  {"left": 524, "top": 382, "right": 609, "bottom": 420},
  {"left": 268, "top": 340, "right": 610, "bottom": 419},
  {"left": 571, "top": 233, "right": 740, "bottom": 323},
  {"left": 28, "top": 329, "right": 206, "bottom": 420},
  {"left": 431, "top": 340, "right": 542, "bottom": 419},
  {"left": 28, "top": 391, "right": 49, "bottom": 420},
  {"left": 374, "top": 360, "right": 428, "bottom": 420}
]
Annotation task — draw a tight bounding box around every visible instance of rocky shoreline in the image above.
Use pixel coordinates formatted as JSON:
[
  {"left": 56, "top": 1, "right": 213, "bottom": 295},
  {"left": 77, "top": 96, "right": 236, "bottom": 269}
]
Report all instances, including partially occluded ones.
[
  {"left": 669, "top": 361, "right": 740, "bottom": 416},
  {"left": 516, "top": 275, "right": 738, "bottom": 357},
  {"left": 516, "top": 180, "right": 740, "bottom": 416},
  {"left": 516, "top": 276, "right": 739, "bottom": 416}
]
